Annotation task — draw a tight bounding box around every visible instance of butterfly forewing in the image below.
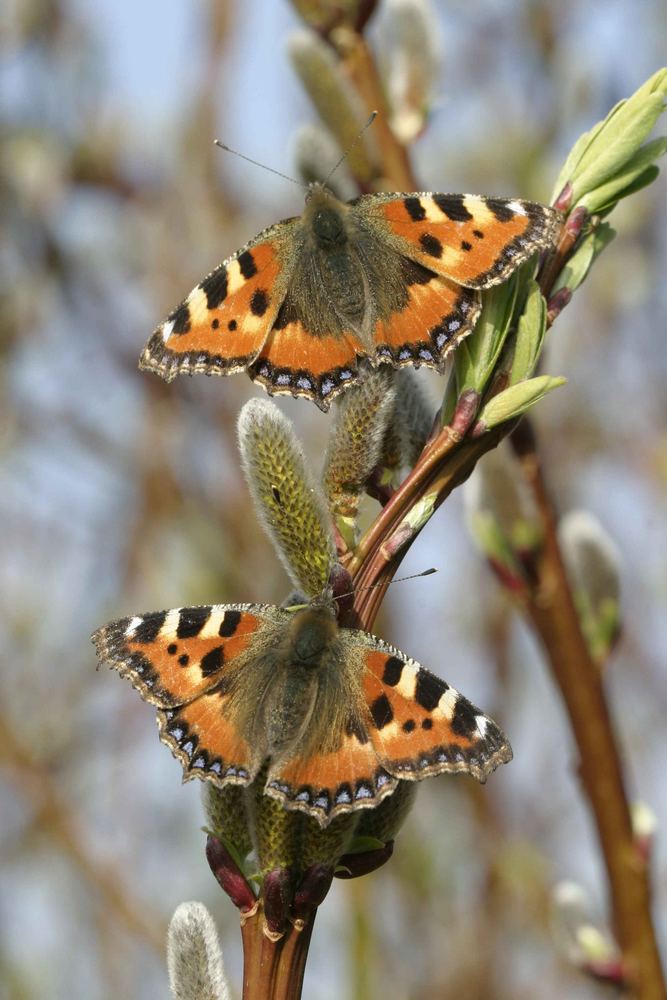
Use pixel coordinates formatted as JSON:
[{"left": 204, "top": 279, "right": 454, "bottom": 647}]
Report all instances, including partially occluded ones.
[
  {"left": 371, "top": 192, "right": 561, "bottom": 290},
  {"left": 358, "top": 639, "right": 512, "bottom": 782},
  {"left": 92, "top": 604, "right": 267, "bottom": 708},
  {"left": 140, "top": 228, "right": 292, "bottom": 382}
]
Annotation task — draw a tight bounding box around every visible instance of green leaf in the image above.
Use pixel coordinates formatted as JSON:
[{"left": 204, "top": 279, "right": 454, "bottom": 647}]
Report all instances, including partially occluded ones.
[
  {"left": 594, "top": 164, "right": 661, "bottom": 217},
  {"left": 510, "top": 281, "right": 547, "bottom": 384},
  {"left": 478, "top": 375, "right": 567, "bottom": 430},
  {"left": 552, "top": 68, "right": 667, "bottom": 207},
  {"left": 454, "top": 276, "right": 520, "bottom": 396},
  {"left": 579, "top": 135, "right": 667, "bottom": 214},
  {"left": 345, "top": 835, "right": 386, "bottom": 855},
  {"left": 552, "top": 223, "right": 616, "bottom": 294}
]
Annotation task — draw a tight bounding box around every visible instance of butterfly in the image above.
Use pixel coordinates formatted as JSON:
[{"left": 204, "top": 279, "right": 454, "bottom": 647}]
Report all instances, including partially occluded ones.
[
  {"left": 92, "top": 594, "right": 512, "bottom": 826},
  {"left": 140, "top": 185, "right": 561, "bottom": 410}
]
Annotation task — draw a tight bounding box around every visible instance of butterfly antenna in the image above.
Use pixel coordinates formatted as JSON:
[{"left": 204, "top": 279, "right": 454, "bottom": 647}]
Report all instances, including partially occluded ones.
[
  {"left": 323, "top": 110, "right": 378, "bottom": 186},
  {"left": 213, "top": 140, "right": 307, "bottom": 190},
  {"left": 336, "top": 567, "right": 437, "bottom": 602}
]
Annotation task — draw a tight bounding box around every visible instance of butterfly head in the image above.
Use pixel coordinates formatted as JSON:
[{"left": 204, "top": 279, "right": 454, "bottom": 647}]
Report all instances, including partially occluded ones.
[
  {"left": 285, "top": 602, "right": 338, "bottom": 668},
  {"left": 303, "top": 183, "right": 349, "bottom": 248}
]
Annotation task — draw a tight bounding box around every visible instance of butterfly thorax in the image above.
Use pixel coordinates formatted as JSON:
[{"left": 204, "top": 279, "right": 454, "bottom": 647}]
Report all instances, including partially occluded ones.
[{"left": 297, "top": 186, "right": 370, "bottom": 335}]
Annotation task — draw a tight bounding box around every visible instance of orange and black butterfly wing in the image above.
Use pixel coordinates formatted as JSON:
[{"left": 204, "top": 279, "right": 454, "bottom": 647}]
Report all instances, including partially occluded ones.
[
  {"left": 348, "top": 191, "right": 559, "bottom": 371},
  {"left": 357, "top": 635, "right": 512, "bottom": 783},
  {"left": 372, "top": 259, "right": 481, "bottom": 371},
  {"left": 265, "top": 728, "right": 398, "bottom": 826},
  {"left": 368, "top": 192, "right": 561, "bottom": 289},
  {"left": 92, "top": 603, "right": 273, "bottom": 786},
  {"left": 139, "top": 224, "right": 295, "bottom": 383},
  {"left": 248, "top": 292, "right": 370, "bottom": 410}
]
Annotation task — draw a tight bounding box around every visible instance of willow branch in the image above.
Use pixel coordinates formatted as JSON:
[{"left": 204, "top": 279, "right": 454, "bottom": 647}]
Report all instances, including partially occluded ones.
[{"left": 511, "top": 420, "right": 665, "bottom": 999}]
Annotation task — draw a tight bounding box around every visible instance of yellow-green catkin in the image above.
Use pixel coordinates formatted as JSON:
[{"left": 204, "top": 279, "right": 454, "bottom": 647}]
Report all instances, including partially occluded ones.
[
  {"left": 382, "top": 369, "right": 434, "bottom": 473},
  {"left": 293, "top": 122, "right": 356, "bottom": 200},
  {"left": 354, "top": 782, "right": 417, "bottom": 843},
  {"left": 246, "top": 773, "right": 305, "bottom": 875},
  {"left": 287, "top": 30, "right": 376, "bottom": 183},
  {"left": 202, "top": 784, "right": 253, "bottom": 861},
  {"left": 238, "top": 398, "right": 335, "bottom": 597},
  {"left": 300, "top": 811, "right": 359, "bottom": 869},
  {"left": 323, "top": 369, "right": 397, "bottom": 544}
]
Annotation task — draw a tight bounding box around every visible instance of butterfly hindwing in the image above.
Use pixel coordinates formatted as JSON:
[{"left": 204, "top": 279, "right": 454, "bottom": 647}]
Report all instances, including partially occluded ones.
[
  {"left": 158, "top": 691, "right": 255, "bottom": 786},
  {"left": 358, "top": 640, "right": 512, "bottom": 782},
  {"left": 139, "top": 226, "right": 293, "bottom": 382},
  {"left": 249, "top": 310, "right": 369, "bottom": 409},
  {"left": 373, "top": 262, "right": 481, "bottom": 369},
  {"left": 369, "top": 192, "right": 561, "bottom": 289},
  {"left": 265, "top": 729, "right": 397, "bottom": 825}
]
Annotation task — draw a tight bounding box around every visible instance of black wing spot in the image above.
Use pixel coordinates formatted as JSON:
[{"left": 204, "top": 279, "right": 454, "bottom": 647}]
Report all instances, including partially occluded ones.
[
  {"left": 238, "top": 250, "right": 258, "bottom": 279},
  {"left": 177, "top": 607, "right": 212, "bottom": 639},
  {"left": 414, "top": 669, "right": 447, "bottom": 711},
  {"left": 420, "top": 233, "right": 443, "bottom": 258},
  {"left": 486, "top": 199, "right": 515, "bottom": 223},
  {"left": 401, "top": 258, "right": 435, "bottom": 287},
  {"left": 228, "top": 319, "right": 237, "bottom": 331},
  {"left": 382, "top": 656, "right": 404, "bottom": 687},
  {"left": 451, "top": 698, "right": 479, "bottom": 738},
  {"left": 169, "top": 302, "right": 191, "bottom": 335},
  {"left": 370, "top": 693, "right": 394, "bottom": 730},
  {"left": 402, "top": 719, "right": 416, "bottom": 733},
  {"left": 250, "top": 289, "right": 269, "bottom": 316},
  {"left": 178, "top": 654, "right": 189, "bottom": 667},
  {"left": 345, "top": 714, "right": 370, "bottom": 744},
  {"left": 434, "top": 194, "right": 473, "bottom": 222},
  {"left": 167, "top": 643, "right": 178, "bottom": 655},
  {"left": 473, "top": 229, "right": 484, "bottom": 239},
  {"left": 132, "top": 612, "right": 166, "bottom": 644},
  {"left": 219, "top": 610, "right": 242, "bottom": 638},
  {"left": 272, "top": 295, "right": 299, "bottom": 331},
  {"left": 461, "top": 240, "right": 473, "bottom": 252},
  {"left": 200, "top": 266, "right": 228, "bottom": 310},
  {"left": 404, "top": 197, "right": 426, "bottom": 221},
  {"left": 200, "top": 645, "right": 225, "bottom": 677}
]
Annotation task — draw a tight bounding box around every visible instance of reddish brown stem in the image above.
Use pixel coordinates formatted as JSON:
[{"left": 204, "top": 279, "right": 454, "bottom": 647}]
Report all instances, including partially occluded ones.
[
  {"left": 512, "top": 424, "right": 665, "bottom": 999},
  {"left": 334, "top": 32, "right": 417, "bottom": 191},
  {"left": 241, "top": 909, "right": 316, "bottom": 1000}
]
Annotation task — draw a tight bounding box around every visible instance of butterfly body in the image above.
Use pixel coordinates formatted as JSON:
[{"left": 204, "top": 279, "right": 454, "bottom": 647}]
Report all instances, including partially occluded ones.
[
  {"left": 141, "top": 185, "right": 560, "bottom": 409},
  {"left": 93, "top": 596, "right": 512, "bottom": 826}
]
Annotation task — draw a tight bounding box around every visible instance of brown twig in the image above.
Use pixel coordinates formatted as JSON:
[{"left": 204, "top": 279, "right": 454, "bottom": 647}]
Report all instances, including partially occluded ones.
[
  {"left": 239, "top": 909, "right": 316, "bottom": 1000},
  {"left": 511, "top": 420, "right": 666, "bottom": 999},
  {"left": 333, "top": 30, "right": 418, "bottom": 191}
]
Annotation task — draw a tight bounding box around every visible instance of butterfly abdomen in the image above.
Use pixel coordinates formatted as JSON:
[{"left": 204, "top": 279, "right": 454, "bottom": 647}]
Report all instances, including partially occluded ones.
[{"left": 263, "top": 669, "right": 319, "bottom": 758}]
